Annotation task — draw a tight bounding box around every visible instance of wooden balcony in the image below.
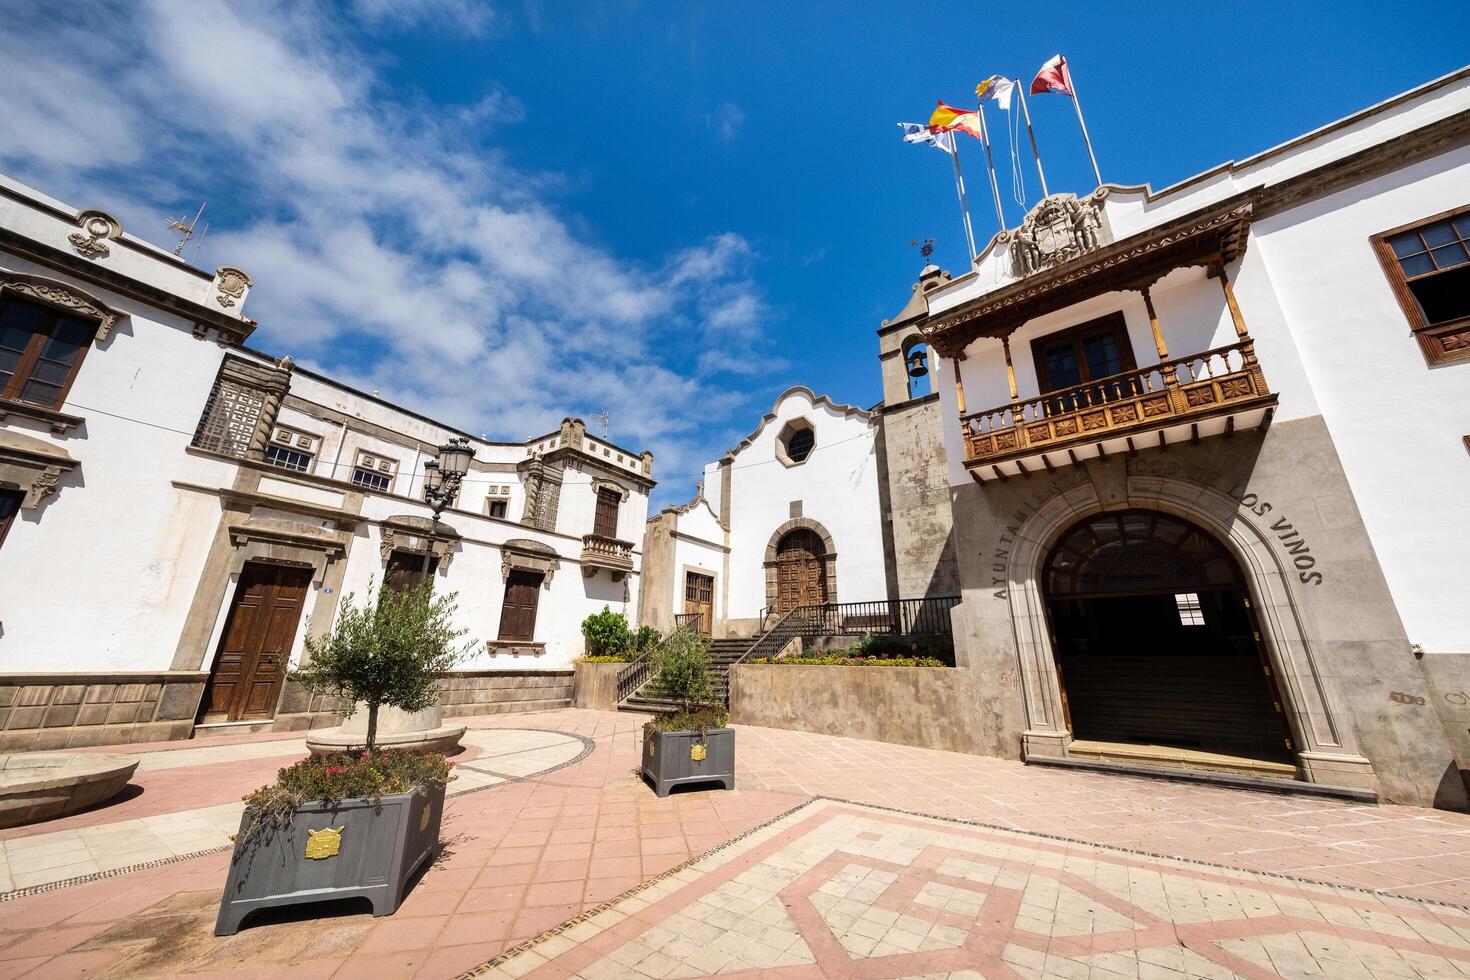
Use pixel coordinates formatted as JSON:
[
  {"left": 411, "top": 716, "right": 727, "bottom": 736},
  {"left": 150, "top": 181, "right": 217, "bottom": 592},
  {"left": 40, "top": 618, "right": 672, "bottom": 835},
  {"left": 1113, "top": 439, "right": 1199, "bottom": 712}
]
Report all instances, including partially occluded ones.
[
  {"left": 961, "top": 339, "right": 1277, "bottom": 480},
  {"left": 581, "top": 533, "right": 634, "bottom": 579}
]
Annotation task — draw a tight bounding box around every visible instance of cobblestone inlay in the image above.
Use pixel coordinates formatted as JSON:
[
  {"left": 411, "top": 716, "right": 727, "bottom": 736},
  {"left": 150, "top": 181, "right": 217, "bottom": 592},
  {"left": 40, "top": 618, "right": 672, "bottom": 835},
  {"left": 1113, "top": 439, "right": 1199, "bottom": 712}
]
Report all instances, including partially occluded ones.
[{"left": 462, "top": 798, "right": 1470, "bottom": 980}]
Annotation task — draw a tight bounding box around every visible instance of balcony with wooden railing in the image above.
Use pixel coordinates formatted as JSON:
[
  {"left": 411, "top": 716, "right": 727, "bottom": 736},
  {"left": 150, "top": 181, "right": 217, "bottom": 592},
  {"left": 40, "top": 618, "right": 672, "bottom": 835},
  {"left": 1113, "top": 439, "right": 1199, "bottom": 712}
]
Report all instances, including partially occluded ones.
[
  {"left": 952, "top": 266, "right": 1278, "bottom": 481},
  {"left": 580, "top": 533, "right": 634, "bottom": 579}
]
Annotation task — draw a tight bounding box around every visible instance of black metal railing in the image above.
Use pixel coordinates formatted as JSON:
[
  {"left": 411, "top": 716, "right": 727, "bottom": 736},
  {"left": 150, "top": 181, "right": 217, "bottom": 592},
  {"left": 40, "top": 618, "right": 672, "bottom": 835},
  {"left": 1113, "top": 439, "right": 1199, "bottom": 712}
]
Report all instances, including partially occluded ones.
[
  {"left": 616, "top": 647, "right": 657, "bottom": 703},
  {"left": 674, "top": 612, "right": 709, "bottom": 634},
  {"left": 783, "top": 597, "right": 960, "bottom": 637}
]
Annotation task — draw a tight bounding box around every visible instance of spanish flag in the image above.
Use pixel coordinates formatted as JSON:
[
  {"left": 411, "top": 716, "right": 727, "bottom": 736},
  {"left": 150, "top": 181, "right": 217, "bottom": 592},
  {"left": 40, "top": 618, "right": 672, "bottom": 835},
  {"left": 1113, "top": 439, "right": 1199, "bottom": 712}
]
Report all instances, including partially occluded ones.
[{"left": 928, "top": 101, "right": 983, "bottom": 140}]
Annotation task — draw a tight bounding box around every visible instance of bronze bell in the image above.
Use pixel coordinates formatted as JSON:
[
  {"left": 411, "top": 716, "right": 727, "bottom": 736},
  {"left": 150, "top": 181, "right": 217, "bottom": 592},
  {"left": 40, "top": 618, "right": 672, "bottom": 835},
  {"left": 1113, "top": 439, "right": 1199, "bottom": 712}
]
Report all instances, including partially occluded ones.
[{"left": 905, "top": 347, "right": 929, "bottom": 378}]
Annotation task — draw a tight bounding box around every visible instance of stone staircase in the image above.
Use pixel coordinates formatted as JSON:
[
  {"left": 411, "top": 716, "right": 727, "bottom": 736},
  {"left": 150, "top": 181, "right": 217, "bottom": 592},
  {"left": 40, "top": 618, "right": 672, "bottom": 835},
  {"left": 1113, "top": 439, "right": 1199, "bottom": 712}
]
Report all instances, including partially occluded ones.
[{"left": 619, "top": 637, "right": 752, "bottom": 715}]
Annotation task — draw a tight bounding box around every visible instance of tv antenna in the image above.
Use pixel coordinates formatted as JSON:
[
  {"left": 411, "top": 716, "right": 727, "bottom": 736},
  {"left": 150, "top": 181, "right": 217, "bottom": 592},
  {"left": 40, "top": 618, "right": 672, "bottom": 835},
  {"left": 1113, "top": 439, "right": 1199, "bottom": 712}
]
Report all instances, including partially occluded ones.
[
  {"left": 165, "top": 203, "right": 208, "bottom": 259},
  {"left": 589, "top": 408, "right": 610, "bottom": 439},
  {"left": 910, "top": 238, "right": 936, "bottom": 265}
]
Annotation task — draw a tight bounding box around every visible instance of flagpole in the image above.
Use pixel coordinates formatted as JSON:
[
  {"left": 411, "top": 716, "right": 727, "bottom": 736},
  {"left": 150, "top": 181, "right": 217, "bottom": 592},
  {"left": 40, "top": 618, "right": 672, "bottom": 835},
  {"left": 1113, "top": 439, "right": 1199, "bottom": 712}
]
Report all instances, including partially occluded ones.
[
  {"left": 1066, "top": 67, "right": 1103, "bottom": 187},
  {"left": 976, "top": 105, "right": 1006, "bottom": 231},
  {"left": 948, "top": 136, "right": 979, "bottom": 260},
  {"left": 1016, "top": 82, "right": 1050, "bottom": 198}
]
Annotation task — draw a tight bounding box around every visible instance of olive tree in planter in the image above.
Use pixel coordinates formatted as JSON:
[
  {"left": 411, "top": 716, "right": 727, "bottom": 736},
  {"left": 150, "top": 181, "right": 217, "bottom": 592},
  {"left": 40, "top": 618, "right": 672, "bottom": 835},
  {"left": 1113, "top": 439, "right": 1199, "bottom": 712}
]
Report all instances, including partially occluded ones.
[
  {"left": 215, "top": 582, "right": 469, "bottom": 936},
  {"left": 641, "top": 628, "right": 734, "bottom": 797}
]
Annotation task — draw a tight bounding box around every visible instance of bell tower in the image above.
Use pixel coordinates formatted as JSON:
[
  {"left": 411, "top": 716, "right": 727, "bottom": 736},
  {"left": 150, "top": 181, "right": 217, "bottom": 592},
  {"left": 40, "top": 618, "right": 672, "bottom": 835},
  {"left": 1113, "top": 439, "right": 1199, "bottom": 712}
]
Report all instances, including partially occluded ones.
[{"left": 878, "top": 262, "right": 951, "bottom": 407}]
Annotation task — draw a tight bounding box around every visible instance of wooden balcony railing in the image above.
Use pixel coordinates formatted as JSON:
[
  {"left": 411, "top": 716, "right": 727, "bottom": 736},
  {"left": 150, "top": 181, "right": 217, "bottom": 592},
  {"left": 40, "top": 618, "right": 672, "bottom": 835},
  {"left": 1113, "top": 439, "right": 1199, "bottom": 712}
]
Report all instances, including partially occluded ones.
[
  {"left": 580, "top": 533, "right": 634, "bottom": 577},
  {"left": 961, "top": 339, "right": 1274, "bottom": 469}
]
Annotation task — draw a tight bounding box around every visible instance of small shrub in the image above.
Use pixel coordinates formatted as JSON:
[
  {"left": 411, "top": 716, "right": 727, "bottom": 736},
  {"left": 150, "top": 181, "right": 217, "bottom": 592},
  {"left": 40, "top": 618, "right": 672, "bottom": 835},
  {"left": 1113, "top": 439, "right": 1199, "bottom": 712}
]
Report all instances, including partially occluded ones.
[
  {"left": 645, "top": 704, "right": 728, "bottom": 735},
  {"left": 292, "top": 582, "right": 470, "bottom": 753},
  {"left": 580, "top": 654, "right": 633, "bottom": 663},
  {"left": 237, "top": 750, "right": 451, "bottom": 843},
  {"left": 649, "top": 627, "right": 714, "bottom": 715},
  {"left": 629, "top": 625, "right": 662, "bottom": 655},
  {"left": 582, "top": 606, "right": 632, "bottom": 657}
]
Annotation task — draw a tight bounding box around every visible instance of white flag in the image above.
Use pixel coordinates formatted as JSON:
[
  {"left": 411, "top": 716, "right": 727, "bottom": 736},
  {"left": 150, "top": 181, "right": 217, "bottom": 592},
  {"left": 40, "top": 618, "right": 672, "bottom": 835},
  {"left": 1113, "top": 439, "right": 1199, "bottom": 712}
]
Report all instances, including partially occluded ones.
[
  {"left": 898, "top": 122, "right": 954, "bottom": 154},
  {"left": 975, "top": 75, "right": 1015, "bottom": 112}
]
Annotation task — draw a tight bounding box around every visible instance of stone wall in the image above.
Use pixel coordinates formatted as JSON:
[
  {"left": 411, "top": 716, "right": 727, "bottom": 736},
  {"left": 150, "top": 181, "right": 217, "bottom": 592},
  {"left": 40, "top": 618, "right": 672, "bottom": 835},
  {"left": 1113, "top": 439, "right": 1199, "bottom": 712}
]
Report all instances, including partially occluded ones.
[
  {"left": 945, "top": 415, "right": 1467, "bottom": 809},
  {"left": 572, "top": 662, "right": 624, "bottom": 710},
  {"left": 273, "top": 670, "right": 575, "bottom": 732},
  {"left": 0, "top": 672, "right": 206, "bottom": 751},
  {"left": 876, "top": 395, "right": 960, "bottom": 599},
  {"left": 728, "top": 663, "right": 1002, "bottom": 755}
]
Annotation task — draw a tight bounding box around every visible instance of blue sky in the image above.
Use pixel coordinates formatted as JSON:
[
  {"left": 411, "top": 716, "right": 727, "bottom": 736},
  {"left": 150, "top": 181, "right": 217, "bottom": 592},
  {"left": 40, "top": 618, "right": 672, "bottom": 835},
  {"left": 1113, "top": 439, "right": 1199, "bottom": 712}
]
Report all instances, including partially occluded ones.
[{"left": 1, "top": 0, "right": 1466, "bottom": 505}]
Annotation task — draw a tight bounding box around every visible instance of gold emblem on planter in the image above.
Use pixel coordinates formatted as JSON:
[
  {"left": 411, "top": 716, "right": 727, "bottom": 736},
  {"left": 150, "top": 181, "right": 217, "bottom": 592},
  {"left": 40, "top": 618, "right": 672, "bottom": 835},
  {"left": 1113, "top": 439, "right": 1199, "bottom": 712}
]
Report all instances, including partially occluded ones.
[
  {"left": 690, "top": 743, "right": 707, "bottom": 762},
  {"left": 419, "top": 804, "right": 432, "bottom": 832},
  {"left": 648, "top": 740, "right": 655, "bottom": 757},
  {"left": 305, "top": 826, "right": 345, "bottom": 859}
]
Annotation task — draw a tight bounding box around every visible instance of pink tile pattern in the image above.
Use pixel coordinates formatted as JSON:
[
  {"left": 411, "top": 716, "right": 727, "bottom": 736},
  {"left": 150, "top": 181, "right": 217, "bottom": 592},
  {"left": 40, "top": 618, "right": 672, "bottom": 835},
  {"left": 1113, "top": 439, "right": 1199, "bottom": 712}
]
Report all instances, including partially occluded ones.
[
  {"left": 476, "top": 799, "right": 1470, "bottom": 980},
  {"left": 0, "top": 708, "right": 1467, "bottom": 978}
]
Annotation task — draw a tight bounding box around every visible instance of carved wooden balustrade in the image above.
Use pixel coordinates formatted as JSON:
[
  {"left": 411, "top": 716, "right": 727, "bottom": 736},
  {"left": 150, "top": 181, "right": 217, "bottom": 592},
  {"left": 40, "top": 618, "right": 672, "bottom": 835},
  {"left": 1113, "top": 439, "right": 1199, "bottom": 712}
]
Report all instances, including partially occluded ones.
[
  {"left": 961, "top": 339, "right": 1274, "bottom": 470},
  {"left": 580, "top": 533, "right": 634, "bottom": 577}
]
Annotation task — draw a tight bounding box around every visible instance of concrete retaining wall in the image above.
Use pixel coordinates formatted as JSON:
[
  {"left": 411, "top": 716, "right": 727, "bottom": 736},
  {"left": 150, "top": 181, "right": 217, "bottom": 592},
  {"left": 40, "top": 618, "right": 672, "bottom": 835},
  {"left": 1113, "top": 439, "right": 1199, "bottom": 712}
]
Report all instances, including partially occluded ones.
[
  {"left": 273, "top": 669, "right": 575, "bottom": 732},
  {"left": 573, "top": 662, "right": 624, "bottom": 711},
  {"left": 728, "top": 663, "right": 1000, "bottom": 755}
]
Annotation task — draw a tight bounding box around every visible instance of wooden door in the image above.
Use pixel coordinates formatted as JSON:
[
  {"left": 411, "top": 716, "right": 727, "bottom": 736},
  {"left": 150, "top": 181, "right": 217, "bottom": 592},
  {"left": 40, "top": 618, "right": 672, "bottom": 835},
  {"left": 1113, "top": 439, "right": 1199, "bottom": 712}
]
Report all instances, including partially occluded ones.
[
  {"left": 775, "top": 529, "right": 827, "bottom": 614},
  {"left": 1031, "top": 313, "right": 1137, "bottom": 415},
  {"left": 384, "top": 549, "right": 437, "bottom": 594},
  {"left": 684, "top": 571, "right": 714, "bottom": 633},
  {"left": 498, "top": 570, "right": 544, "bottom": 641},
  {"left": 203, "top": 562, "right": 311, "bottom": 722}
]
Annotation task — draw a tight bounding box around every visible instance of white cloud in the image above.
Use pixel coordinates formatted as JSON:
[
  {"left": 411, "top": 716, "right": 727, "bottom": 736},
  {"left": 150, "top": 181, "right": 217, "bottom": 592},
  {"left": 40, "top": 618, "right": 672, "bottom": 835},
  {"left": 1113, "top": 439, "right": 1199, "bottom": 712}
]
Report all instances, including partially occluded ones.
[
  {"left": 0, "top": 0, "right": 772, "bottom": 504},
  {"left": 707, "top": 102, "right": 745, "bottom": 143},
  {"left": 350, "top": 0, "right": 496, "bottom": 35}
]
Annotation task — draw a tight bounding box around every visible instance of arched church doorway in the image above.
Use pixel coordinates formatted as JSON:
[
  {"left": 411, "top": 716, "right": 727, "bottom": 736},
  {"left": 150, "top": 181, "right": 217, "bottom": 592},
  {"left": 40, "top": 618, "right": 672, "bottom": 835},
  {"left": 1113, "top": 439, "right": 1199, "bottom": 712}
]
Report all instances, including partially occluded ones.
[
  {"left": 775, "top": 528, "right": 827, "bottom": 613},
  {"left": 1043, "top": 510, "right": 1296, "bottom": 767}
]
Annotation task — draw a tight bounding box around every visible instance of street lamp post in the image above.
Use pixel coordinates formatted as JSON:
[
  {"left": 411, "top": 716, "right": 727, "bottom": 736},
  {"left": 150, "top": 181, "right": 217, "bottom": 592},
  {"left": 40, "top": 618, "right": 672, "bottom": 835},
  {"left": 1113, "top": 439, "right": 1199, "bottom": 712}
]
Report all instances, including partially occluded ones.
[{"left": 419, "top": 437, "right": 474, "bottom": 581}]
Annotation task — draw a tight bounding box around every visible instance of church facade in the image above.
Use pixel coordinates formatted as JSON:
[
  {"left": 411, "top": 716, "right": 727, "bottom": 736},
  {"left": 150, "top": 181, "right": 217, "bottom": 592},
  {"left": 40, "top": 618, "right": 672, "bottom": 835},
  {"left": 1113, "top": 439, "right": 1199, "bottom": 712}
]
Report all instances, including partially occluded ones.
[
  {"left": 0, "top": 173, "right": 654, "bottom": 749},
  {"left": 645, "top": 67, "right": 1470, "bottom": 809}
]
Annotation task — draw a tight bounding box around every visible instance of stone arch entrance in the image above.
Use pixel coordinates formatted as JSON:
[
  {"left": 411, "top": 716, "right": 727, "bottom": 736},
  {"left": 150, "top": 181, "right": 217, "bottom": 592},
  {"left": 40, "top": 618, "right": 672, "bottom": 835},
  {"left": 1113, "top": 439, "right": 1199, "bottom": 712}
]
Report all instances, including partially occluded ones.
[
  {"left": 1002, "top": 475, "right": 1377, "bottom": 793},
  {"left": 763, "top": 518, "right": 837, "bottom": 615},
  {"left": 1043, "top": 509, "right": 1296, "bottom": 768}
]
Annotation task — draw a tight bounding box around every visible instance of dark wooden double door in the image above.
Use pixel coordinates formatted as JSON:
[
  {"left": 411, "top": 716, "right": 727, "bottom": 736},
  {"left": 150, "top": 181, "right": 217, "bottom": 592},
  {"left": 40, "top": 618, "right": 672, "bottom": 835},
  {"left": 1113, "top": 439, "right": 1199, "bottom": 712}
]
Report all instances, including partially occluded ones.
[
  {"left": 775, "top": 529, "right": 827, "bottom": 614},
  {"left": 202, "top": 562, "right": 311, "bottom": 722},
  {"left": 684, "top": 571, "right": 714, "bottom": 633}
]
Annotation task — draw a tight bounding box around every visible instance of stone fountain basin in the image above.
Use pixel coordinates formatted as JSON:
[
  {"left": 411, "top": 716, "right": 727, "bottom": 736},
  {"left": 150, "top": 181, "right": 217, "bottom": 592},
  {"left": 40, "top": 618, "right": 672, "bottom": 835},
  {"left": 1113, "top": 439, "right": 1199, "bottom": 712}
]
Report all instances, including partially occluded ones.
[
  {"left": 0, "top": 753, "right": 140, "bottom": 829},
  {"left": 305, "top": 703, "right": 466, "bottom": 757}
]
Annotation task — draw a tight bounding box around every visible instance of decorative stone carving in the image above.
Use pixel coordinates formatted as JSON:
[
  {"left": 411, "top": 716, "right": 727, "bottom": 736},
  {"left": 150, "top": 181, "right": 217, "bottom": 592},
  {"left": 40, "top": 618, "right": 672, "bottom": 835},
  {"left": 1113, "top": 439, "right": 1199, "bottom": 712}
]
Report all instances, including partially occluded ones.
[
  {"left": 590, "top": 477, "right": 629, "bottom": 503},
  {"left": 0, "top": 429, "right": 78, "bottom": 511},
  {"left": 1011, "top": 191, "right": 1109, "bottom": 278},
  {"left": 213, "top": 267, "right": 252, "bottom": 309},
  {"left": 67, "top": 210, "right": 122, "bottom": 260},
  {"left": 640, "top": 450, "right": 654, "bottom": 476},
  {"left": 501, "top": 538, "right": 560, "bottom": 585},
  {"left": 559, "top": 417, "right": 586, "bottom": 452},
  {"left": 0, "top": 272, "right": 124, "bottom": 341},
  {"left": 379, "top": 515, "right": 460, "bottom": 568}
]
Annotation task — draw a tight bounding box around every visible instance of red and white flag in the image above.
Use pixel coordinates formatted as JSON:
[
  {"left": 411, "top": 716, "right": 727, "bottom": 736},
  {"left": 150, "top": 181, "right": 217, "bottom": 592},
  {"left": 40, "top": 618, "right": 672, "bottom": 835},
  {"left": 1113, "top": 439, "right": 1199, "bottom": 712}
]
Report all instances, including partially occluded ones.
[{"left": 1030, "top": 54, "right": 1073, "bottom": 96}]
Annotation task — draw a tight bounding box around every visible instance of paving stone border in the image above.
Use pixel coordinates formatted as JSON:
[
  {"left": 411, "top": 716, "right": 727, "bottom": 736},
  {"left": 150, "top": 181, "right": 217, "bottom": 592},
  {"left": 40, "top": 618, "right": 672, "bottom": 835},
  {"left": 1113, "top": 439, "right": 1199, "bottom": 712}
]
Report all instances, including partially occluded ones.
[
  {"left": 0, "top": 729, "right": 595, "bottom": 903},
  {"left": 459, "top": 792, "right": 1470, "bottom": 978}
]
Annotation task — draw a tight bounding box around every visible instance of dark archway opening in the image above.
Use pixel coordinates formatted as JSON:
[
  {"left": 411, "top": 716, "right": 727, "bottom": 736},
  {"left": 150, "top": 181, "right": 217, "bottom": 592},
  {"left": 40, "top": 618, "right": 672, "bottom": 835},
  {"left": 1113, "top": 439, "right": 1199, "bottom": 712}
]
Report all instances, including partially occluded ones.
[{"left": 1043, "top": 510, "right": 1295, "bottom": 766}]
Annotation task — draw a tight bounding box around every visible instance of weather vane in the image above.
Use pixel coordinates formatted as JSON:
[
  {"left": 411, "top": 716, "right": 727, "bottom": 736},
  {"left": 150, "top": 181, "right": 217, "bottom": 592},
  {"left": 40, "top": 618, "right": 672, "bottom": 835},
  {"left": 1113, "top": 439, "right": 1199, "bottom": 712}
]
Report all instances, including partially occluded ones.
[{"left": 910, "top": 238, "right": 936, "bottom": 265}]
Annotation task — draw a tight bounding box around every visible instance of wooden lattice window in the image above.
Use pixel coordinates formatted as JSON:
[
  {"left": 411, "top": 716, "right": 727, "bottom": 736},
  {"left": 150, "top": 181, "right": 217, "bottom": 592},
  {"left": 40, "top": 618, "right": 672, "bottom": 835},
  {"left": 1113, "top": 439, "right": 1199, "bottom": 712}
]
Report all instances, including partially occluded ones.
[{"left": 1372, "top": 206, "right": 1470, "bottom": 366}]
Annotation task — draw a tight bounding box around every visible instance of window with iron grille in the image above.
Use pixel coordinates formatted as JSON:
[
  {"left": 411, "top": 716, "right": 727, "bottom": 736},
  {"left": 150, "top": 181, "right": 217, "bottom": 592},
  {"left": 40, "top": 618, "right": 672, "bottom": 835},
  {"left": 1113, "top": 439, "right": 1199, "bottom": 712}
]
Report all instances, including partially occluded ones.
[
  {"left": 1372, "top": 206, "right": 1470, "bottom": 366},
  {"left": 265, "top": 444, "right": 313, "bottom": 472},
  {"left": 0, "top": 294, "right": 98, "bottom": 409}
]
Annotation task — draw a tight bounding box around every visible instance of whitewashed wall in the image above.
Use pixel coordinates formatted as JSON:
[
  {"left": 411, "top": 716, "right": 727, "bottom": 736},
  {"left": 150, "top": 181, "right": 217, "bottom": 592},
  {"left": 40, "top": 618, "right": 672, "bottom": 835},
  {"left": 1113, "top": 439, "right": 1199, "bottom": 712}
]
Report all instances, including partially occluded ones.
[
  {"left": 1254, "top": 144, "right": 1470, "bottom": 654},
  {"left": 0, "top": 254, "right": 232, "bottom": 672},
  {"left": 723, "top": 388, "right": 886, "bottom": 619}
]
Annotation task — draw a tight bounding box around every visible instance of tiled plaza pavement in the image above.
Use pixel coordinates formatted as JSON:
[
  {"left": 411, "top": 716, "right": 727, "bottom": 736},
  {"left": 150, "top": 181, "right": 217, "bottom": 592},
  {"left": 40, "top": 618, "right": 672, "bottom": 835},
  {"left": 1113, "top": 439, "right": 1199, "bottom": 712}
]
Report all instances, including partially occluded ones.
[{"left": 0, "top": 708, "right": 1466, "bottom": 978}]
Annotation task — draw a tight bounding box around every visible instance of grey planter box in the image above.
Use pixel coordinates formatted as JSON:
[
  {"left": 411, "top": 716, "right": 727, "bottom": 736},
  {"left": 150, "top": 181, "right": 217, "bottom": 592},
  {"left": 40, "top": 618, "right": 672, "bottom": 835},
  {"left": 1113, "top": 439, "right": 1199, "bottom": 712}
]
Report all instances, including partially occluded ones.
[
  {"left": 215, "top": 779, "right": 445, "bottom": 936},
  {"left": 641, "top": 728, "right": 734, "bottom": 797}
]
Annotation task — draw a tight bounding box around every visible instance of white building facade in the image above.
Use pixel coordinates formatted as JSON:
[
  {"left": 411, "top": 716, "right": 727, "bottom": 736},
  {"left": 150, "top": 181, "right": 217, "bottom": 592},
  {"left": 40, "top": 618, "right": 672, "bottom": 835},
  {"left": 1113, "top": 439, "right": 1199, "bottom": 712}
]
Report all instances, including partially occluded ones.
[{"left": 0, "top": 174, "right": 653, "bottom": 749}]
